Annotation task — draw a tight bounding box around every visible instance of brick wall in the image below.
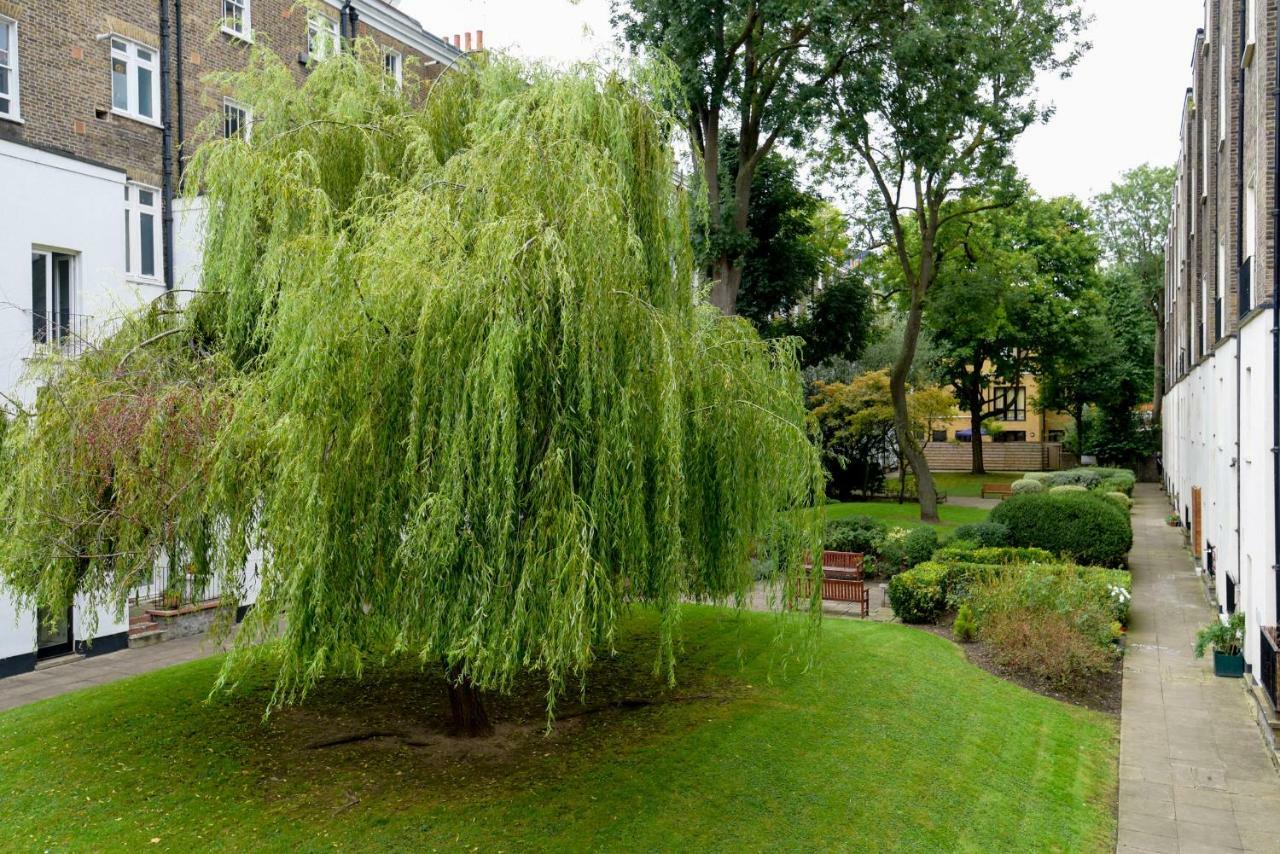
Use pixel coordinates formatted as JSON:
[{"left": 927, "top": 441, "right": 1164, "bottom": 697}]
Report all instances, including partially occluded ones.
[
  {"left": 923, "top": 443, "right": 1065, "bottom": 473},
  {"left": 0, "top": 0, "right": 453, "bottom": 185}
]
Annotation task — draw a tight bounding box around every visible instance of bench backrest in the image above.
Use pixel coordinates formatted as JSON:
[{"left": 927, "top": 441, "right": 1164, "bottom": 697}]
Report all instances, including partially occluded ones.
[
  {"left": 983, "top": 483, "right": 1013, "bottom": 493},
  {"left": 822, "top": 550, "right": 865, "bottom": 571}
]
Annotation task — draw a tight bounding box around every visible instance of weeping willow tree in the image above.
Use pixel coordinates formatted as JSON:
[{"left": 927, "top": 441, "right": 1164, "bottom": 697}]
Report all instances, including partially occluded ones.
[{"left": 0, "top": 44, "right": 822, "bottom": 734}]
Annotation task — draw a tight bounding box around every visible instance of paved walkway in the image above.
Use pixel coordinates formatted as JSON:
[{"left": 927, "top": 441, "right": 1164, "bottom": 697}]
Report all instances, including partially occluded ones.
[
  {"left": 0, "top": 630, "right": 234, "bottom": 713},
  {"left": 1119, "top": 484, "right": 1280, "bottom": 853}
]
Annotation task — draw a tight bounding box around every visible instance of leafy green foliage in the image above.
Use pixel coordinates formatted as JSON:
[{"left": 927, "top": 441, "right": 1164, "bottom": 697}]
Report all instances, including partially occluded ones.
[
  {"left": 1194, "top": 612, "right": 1245, "bottom": 658},
  {"left": 932, "top": 546, "right": 1055, "bottom": 566},
  {"left": 903, "top": 526, "right": 939, "bottom": 567},
  {"left": 888, "top": 563, "right": 952, "bottom": 624},
  {"left": 953, "top": 603, "right": 977, "bottom": 643},
  {"left": 0, "top": 52, "right": 824, "bottom": 714},
  {"left": 989, "top": 493, "right": 1133, "bottom": 568},
  {"left": 949, "top": 522, "right": 1011, "bottom": 548},
  {"left": 824, "top": 516, "right": 888, "bottom": 555},
  {"left": 1012, "top": 478, "right": 1045, "bottom": 495}
]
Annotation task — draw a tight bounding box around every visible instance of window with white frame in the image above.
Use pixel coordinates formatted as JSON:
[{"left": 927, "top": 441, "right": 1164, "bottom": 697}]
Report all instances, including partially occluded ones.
[
  {"left": 222, "top": 0, "right": 251, "bottom": 39},
  {"left": 0, "top": 15, "right": 18, "bottom": 121},
  {"left": 124, "top": 183, "right": 161, "bottom": 281},
  {"left": 111, "top": 37, "right": 159, "bottom": 124},
  {"left": 383, "top": 48, "right": 403, "bottom": 89},
  {"left": 306, "top": 12, "right": 339, "bottom": 63},
  {"left": 31, "top": 249, "right": 76, "bottom": 344},
  {"left": 223, "top": 98, "right": 250, "bottom": 140}
]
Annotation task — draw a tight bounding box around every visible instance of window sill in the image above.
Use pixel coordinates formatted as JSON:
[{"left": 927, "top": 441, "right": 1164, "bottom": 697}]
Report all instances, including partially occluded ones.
[
  {"left": 0, "top": 112, "right": 24, "bottom": 125},
  {"left": 125, "top": 275, "right": 166, "bottom": 289},
  {"left": 110, "top": 109, "right": 163, "bottom": 130},
  {"left": 221, "top": 25, "right": 254, "bottom": 44}
]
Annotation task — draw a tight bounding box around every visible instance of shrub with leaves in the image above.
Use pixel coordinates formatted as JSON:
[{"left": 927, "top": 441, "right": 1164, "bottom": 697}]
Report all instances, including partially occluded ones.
[
  {"left": 950, "top": 521, "right": 1010, "bottom": 547},
  {"left": 989, "top": 492, "right": 1132, "bottom": 568},
  {"left": 903, "top": 526, "right": 939, "bottom": 567},
  {"left": 824, "top": 516, "right": 887, "bottom": 554},
  {"left": 932, "top": 546, "right": 1055, "bottom": 565},
  {"left": 0, "top": 51, "right": 824, "bottom": 728},
  {"left": 1011, "top": 478, "right": 1045, "bottom": 495},
  {"left": 953, "top": 603, "right": 977, "bottom": 642}
]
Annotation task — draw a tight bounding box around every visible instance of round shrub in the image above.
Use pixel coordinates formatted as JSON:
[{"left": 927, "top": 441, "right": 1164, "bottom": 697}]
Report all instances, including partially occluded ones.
[
  {"left": 825, "top": 516, "right": 887, "bottom": 554},
  {"left": 904, "top": 526, "right": 939, "bottom": 567},
  {"left": 1098, "top": 473, "right": 1136, "bottom": 496},
  {"left": 988, "top": 492, "right": 1133, "bottom": 568},
  {"left": 1011, "top": 478, "right": 1045, "bottom": 495},
  {"left": 951, "top": 521, "right": 1011, "bottom": 547},
  {"left": 1049, "top": 484, "right": 1088, "bottom": 494},
  {"left": 1103, "top": 491, "right": 1132, "bottom": 512}
]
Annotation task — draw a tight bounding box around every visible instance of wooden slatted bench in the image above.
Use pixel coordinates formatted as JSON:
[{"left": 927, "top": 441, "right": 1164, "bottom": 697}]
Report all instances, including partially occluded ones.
[
  {"left": 798, "top": 551, "right": 870, "bottom": 616},
  {"left": 980, "top": 483, "right": 1014, "bottom": 500}
]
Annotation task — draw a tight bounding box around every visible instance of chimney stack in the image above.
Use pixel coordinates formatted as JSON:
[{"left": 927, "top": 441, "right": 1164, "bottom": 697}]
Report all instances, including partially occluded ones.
[
  {"left": 453, "top": 34, "right": 461, "bottom": 48},
  {"left": 465, "top": 32, "right": 472, "bottom": 51},
  {"left": 476, "top": 30, "right": 484, "bottom": 50}
]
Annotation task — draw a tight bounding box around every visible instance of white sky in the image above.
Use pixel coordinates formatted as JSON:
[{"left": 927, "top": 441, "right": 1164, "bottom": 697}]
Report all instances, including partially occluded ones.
[{"left": 402, "top": 0, "right": 1205, "bottom": 201}]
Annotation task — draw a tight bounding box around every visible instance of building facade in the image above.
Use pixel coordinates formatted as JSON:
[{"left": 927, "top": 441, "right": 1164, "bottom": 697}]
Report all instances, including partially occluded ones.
[
  {"left": 0, "top": 0, "right": 463, "bottom": 676},
  {"left": 1162, "top": 0, "right": 1280, "bottom": 737}
]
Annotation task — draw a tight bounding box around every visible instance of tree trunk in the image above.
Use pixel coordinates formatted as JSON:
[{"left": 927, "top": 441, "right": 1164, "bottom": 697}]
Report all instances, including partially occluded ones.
[
  {"left": 710, "top": 258, "right": 743, "bottom": 314},
  {"left": 444, "top": 665, "right": 492, "bottom": 738},
  {"left": 968, "top": 377, "right": 986, "bottom": 476},
  {"left": 890, "top": 297, "right": 939, "bottom": 523},
  {"left": 1074, "top": 407, "right": 1087, "bottom": 458},
  {"left": 1151, "top": 296, "right": 1165, "bottom": 426},
  {"left": 709, "top": 164, "right": 755, "bottom": 315}
]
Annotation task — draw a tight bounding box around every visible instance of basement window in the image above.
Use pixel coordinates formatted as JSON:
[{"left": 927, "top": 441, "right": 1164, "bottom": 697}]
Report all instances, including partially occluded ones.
[
  {"left": 110, "top": 37, "right": 160, "bottom": 126},
  {"left": 222, "top": 0, "right": 252, "bottom": 42},
  {"left": 0, "top": 15, "right": 18, "bottom": 122}
]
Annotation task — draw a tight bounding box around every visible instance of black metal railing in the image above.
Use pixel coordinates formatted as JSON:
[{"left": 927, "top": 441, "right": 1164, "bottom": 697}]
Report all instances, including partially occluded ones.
[
  {"left": 1239, "top": 257, "right": 1253, "bottom": 318},
  {"left": 128, "top": 560, "right": 223, "bottom": 610},
  {"left": 30, "top": 311, "right": 92, "bottom": 358},
  {"left": 1261, "top": 627, "right": 1279, "bottom": 712}
]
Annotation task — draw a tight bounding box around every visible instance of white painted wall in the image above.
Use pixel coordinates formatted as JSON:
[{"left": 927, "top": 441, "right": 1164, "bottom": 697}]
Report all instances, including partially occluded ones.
[
  {"left": 0, "top": 586, "right": 36, "bottom": 662},
  {"left": 1163, "top": 312, "right": 1276, "bottom": 673}
]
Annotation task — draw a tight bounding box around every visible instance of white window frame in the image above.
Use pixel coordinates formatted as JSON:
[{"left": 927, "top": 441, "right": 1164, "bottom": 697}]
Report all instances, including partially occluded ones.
[
  {"left": 110, "top": 36, "right": 161, "bottom": 126},
  {"left": 221, "top": 0, "right": 253, "bottom": 42},
  {"left": 222, "top": 98, "right": 251, "bottom": 140},
  {"left": 383, "top": 48, "right": 403, "bottom": 89},
  {"left": 306, "top": 12, "right": 340, "bottom": 64},
  {"left": 0, "top": 14, "right": 20, "bottom": 123},
  {"left": 30, "top": 248, "right": 78, "bottom": 346},
  {"left": 124, "top": 182, "right": 163, "bottom": 284}
]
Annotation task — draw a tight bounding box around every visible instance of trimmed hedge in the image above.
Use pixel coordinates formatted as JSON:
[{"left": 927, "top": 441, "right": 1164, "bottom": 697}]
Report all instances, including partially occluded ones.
[
  {"left": 824, "top": 516, "right": 887, "bottom": 554},
  {"left": 988, "top": 492, "right": 1133, "bottom": 568},
  {"left": 1049, "top": 484, "right": 1088, "bottom": 495},
  {"left": 1045, "top": 470, "right": 1102, "bottom": 489},
  {"left": 932, "top": 546, "right": 1056, "bottom": 565},
  {"left": 950, "top": 521, "right": 1010, "bottom": 547},
  {"left": 1011, "top": 478, "right": 1045, "bottom": 495},
  {"left": 1098, "top": 473, "right": 1136, "bottom": 496},
  {"left": 1103, "top": 491, "right": 1133, "bottom": 512}
]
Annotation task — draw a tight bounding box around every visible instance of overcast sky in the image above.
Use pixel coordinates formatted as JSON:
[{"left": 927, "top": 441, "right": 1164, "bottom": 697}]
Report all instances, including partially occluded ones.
[{"left": 402, "top": 0, "right": 1204, "bottom": 201}]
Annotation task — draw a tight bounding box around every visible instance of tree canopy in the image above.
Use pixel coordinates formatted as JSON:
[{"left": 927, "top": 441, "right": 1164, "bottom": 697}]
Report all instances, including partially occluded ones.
[{"left": 0, "top": 50, "right": 823, "bottom": 729}]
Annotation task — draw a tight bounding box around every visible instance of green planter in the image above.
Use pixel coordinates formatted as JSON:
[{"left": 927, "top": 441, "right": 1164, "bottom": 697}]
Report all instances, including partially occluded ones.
[{"left": 1213, "top": 650, "right": 1244, "bottom": 678}]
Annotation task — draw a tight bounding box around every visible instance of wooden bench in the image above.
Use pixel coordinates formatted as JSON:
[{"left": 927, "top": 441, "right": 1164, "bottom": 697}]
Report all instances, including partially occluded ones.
[
  {"left": 798, "top": 551, "right": 870, "bottom": 616},
  {"left": 980, "top": 483, "right": 1014, "bottom": 500}
]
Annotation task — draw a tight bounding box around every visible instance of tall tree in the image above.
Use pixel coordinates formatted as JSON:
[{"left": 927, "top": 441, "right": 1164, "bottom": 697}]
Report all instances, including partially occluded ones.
[
  {"left": 1091, "top": 164, "right": 1175, "bottom": 424},
  {"left": 927, "top": 194, "right": 1100, "bottom": 474},
  {"left": 612, "top": 0, "right": 889, "bottom": 313},
  {"left": 1037, "top": 302, "right": 1129, "bottom": 457},
  {"left": 0, "top": 54, "right": 823, "bottom": 734},
  {"left": 828, "top": 0, "right": 1086, "bottom": 522}
]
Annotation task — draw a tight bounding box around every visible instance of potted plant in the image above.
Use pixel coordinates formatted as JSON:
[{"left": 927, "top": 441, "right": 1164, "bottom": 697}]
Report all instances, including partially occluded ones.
[
  {"left": 1167, "top": 513, "right": 1181, "bottom": 527},
  {"left": 1194, "top": 612, "right": 1245, "bottom": 677}
]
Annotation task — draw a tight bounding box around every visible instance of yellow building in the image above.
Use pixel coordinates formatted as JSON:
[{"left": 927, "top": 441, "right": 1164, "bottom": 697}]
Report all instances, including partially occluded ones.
[{"left": 931, "top": 372, "right": 1074, "bottom": 446}]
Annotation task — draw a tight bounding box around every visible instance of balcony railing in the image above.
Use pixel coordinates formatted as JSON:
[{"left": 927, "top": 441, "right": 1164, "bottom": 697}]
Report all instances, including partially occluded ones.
[
  {"left": 1239, "top": 257, "right": 1253, "bottom": 318},
  {"left": 29, "top": 312, "right": 92, "bottom": 359},
  {"left": 1261, "top": 626, "right": 1279, "bottom": 712}
]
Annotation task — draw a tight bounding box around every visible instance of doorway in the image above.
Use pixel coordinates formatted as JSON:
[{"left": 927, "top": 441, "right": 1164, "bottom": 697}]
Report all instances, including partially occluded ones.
[{"left": 36, "top": 606, "right": 73, "bottom": 659}]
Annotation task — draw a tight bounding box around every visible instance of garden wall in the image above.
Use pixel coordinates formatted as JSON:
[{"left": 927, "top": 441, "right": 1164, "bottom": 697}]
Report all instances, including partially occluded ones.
[{"left": 923, "top": 442, "right": 1071, "bottom": 472}]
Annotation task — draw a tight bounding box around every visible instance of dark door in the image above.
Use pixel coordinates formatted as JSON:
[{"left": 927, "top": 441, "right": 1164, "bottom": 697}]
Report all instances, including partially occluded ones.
[{"left": 36, "top": 606, "right": 73, "bottom": 659}]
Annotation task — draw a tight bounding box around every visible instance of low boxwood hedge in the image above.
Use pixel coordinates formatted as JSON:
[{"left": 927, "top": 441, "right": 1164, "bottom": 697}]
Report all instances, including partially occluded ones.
[
  {"left": 1011, "top": 478, "right": 1045, "bottom": 495},
  {"left": 988, "top": 492, "right": 1133, "bottom": 568},
  {"left": 950, "top": 521, "right": 1011, "bottom": 548},
  {"left": 932, "top": 545, "right": 1056, "bottom": 565}
]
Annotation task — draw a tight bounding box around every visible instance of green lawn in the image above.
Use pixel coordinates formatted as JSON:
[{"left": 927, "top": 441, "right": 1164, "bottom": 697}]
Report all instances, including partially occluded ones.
[
  {"left": 924, "top": 471, "right": 1025, "bottom": 498},
  {"left": 0, "top": 608, "right": 1117, "bottom": 851},
  {"left": 826, "top": 499, "right": 992, "bottom": 529}
]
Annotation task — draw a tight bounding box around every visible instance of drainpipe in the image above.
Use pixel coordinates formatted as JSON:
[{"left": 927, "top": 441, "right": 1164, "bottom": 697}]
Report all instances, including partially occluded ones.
[
  {"left": 1236, "top": 0, "right": 1245, "bottom": 605},
  {"left": 341, "top": 1, "right": 359, "bottom": 47},
  {"left": 159, "top": 0, "right": 175, "bottom": 294},
  {"left": 1273, "top": 0, "right": 1280, "bottom": 628},
  {"left": 174, "top": 0, "right": 185, "bottom": 180}
]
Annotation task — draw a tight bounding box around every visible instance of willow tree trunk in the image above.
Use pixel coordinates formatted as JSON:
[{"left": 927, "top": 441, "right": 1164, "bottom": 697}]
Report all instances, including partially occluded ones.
[
  {"left": 445, "top": 666, "right": 492, "bottom": 737},
  {"left": 891, "top": 297, "right": 939, "bottom": 523}
]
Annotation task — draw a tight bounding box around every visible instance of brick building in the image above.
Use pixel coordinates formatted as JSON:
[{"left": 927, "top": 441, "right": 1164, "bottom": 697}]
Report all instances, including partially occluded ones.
[
  {"left": 1161, "top": 0, "right": 1280, "bottom": 746},
  {"left": 0, "top": 0, "right": 462, "bottom": 675}
]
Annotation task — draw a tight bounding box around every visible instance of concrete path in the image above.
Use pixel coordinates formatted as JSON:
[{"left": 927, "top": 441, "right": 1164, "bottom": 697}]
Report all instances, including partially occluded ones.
[
  {"left": 0, "top": 630, "right": 234, "bottom": 713},
  {"left": 1118, "top": 484, "right": 1280, "bottom": 853}
]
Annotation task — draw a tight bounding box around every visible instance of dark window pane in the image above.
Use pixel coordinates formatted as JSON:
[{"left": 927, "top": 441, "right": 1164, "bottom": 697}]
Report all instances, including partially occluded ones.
[
  {"left": 55, "top": 256, "right": 71, "bottom": 339},
  {"left": 124, "top": 209, "right": 131, "bottom": 273},
  {"left": 140, "top": 213, "right": 155, "bottom": 277},
  {"left": 137, "top": 66, "right": 153, "bottom": 117},
  {"left": 31, "top": 252, "right": 46, "bottom": 342}
]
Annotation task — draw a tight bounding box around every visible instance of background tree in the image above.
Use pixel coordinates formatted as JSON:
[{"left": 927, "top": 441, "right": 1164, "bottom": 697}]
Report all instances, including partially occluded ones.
[
  {"left": 0, "top": 54, "right": 824, "bottom": 735},
  {"left": 612, "top": 0, "right": 889, "bottom": 313},
  {"left": 1091, "top": 164, "right": 1175, "bottom": 424},
  {"left": 828, "top": 0, "right": 1087, "bottom": 521},
  {"left": 1037, "top": 303, "right": 1128, "bottom": 457},
  {"left": 927, "top": 194, "right": 1100, "bottom": 474}
]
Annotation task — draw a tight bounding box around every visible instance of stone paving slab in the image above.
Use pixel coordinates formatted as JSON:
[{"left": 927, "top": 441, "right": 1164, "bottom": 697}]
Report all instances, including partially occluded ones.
[
  {"left": 1119, "top": 484, "right": 1280, "bottom": 853},
  {"left": 0, "top": 629, "right": 235, "bottom": 713}
]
